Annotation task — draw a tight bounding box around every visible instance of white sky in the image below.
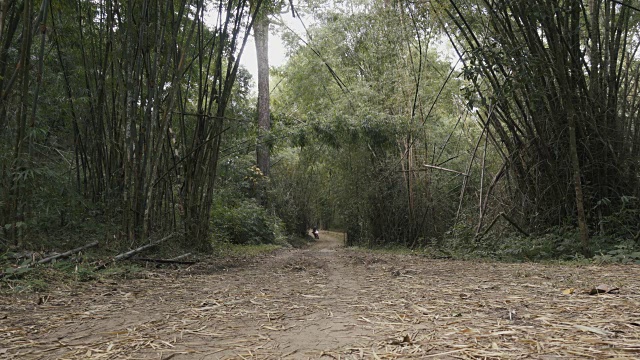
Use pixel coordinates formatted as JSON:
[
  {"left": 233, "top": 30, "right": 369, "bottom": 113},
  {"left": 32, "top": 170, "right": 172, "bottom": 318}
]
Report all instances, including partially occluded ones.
[
  {"left": 240, "top": 14, "right": 308, "bottom": 94},
  {"left": 239, "top": 31, "right": 283, "bottom": 91},
  {"left": 203, "top": 6, "right": 307, "bottom": 94}
]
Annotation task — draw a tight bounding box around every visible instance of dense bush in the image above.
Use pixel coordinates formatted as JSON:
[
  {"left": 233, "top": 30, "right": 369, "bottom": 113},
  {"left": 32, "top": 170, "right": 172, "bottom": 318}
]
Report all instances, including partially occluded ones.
[{"left": 210, "top": 194, "right": 284, "bottom": 245}]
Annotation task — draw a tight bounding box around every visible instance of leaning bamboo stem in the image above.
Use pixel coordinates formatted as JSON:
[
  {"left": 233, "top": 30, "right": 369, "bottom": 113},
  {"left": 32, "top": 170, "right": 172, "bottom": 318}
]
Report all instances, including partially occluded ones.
[
  {"left": 96, "top": 233, "right": 180, "bottom": 271},
  {"left": 0, "top": 241, "right": 99, "bottom": 279},
  {"left": 422, "top": 164, "right": 469, "bottom": 177},
  {"left": 37, "top": 241, "right": 99, "bottom": 265},
  {"left": 476, "top": 212, "right": 529, "bottom": 241}
]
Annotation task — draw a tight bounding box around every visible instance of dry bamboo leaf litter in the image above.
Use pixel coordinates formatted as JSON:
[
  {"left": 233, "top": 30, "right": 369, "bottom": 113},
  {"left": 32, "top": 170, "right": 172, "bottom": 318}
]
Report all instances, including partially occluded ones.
[{"left": 1, "top": 234, "right": 639, "bottom": 359}]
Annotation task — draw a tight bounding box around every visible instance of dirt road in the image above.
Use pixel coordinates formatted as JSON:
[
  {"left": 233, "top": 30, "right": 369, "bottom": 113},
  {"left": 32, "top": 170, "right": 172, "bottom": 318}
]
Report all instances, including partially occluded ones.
[{"left": 2, "top": 232, "right": 640, "bottom": 359}]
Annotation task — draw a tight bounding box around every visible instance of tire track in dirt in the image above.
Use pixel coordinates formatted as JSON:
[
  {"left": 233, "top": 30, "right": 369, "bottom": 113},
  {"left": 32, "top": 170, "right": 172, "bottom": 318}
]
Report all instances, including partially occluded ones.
[{"left": 266, "top": 232, "right": 372, "bottom": 357}]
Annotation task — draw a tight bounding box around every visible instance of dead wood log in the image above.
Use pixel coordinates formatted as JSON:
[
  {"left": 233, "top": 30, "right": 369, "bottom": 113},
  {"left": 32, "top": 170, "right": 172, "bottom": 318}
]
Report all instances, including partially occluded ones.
[
  {"left": 37, "top": 241, "right": 99, "bottom": 265},
  {"left": 96, "top": 233, "right": 179, "bottom": 270},
  {"left": 132, "top": 258, "right": 197, "bottom": 265},
  {"left": 423, "top": 164, "right": 468, "bottom": 177},
  {"left": 168, "top": 253, "right": 191, "bottom": 261},
  {"left": 0, "top": 241, "right": 99, "bottom": 279},
  {"left": 476, "top": 212, "right": 529, "bottom": 242}
]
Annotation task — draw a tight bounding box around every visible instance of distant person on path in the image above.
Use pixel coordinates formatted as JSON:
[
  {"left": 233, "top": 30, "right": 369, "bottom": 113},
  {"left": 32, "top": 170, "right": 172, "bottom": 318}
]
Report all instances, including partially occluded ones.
[{"left": 312, "top": 226, "right": 319, "bottom": 239}]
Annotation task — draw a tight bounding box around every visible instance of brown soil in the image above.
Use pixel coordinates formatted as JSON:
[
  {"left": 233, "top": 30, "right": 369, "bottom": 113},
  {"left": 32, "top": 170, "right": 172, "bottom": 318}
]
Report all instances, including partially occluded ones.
[{"left": 1, "top": 231, "right": 640, "bottom": 359}]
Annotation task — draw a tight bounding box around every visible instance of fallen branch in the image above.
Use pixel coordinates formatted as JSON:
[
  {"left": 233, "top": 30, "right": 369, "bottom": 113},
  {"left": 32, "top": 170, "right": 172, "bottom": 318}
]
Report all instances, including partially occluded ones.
[
  {"left": 476, "top": 212, "right": 529, "bottom": 241},
  {"left": 501, "top": 213, "right": 529, "bottom": 237},
  {"left": 96, "top": 233, "right": 179, "bottom": 270},
  {"left": 423, "top": 164, "right": 469, "bottom": 176},
  {"left": 1, "top": 241, "right": 99, "bottom": 279},
  {"left": 169, "top": 253, "right": 192, "bottom": 261},
  {"left": 37, "top": 241, "right": 99, "bottom": 265},
  {"left": 132, "top": 258, "right": 197, "bottom": 265}
]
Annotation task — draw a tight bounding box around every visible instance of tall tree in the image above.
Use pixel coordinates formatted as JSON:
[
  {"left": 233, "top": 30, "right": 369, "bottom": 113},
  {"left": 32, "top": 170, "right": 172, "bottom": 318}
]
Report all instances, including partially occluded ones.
[
  {"left": 253, "top": 0, "right": 294, "bottom": 202},
  {"left": 255, "top": 13, "right": 271, "bottom": 179}
]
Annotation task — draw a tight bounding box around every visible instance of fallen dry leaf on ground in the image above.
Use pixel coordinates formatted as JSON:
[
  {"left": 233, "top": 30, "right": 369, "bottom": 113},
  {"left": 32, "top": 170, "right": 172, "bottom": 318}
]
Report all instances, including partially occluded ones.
[
  {"left": 1, "top": 232, "right": 639, "bottom": 359},
  {"left": 590, "top": 284, "right": 620, "bottom": 295}
]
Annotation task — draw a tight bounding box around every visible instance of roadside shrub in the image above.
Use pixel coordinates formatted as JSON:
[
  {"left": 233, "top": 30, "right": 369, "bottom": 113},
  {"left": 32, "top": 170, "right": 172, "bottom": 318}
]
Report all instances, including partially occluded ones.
[
  {"left": 592, "top": 239, "right": 640, "bottom": 264},
  {"left": 210, "top": 197, "right": 284, "bottom": 245},
  {"left": 438, "top": 223, "right": 475, "bottom": 254},
  {"left": 489, "top": 233, "right": 574, "bottom": 261}
]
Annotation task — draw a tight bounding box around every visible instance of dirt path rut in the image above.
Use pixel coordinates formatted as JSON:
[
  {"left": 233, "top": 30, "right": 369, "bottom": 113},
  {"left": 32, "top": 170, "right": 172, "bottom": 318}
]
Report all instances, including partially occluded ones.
[{"left": 2, "top": 232, "right": 640, "bottom": 359}]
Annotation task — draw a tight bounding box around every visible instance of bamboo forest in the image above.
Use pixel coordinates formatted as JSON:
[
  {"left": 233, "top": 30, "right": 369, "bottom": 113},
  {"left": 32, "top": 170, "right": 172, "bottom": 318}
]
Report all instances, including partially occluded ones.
[{"left": 1, "top": 0, "right": 640, "bottom": 359}]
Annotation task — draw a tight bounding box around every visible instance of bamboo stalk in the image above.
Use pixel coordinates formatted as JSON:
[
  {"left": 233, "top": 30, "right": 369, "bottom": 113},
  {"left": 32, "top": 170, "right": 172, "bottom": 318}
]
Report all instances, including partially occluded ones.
[
  {"left": 95, "top": 233, "right": 180, "bottom": 270},
  {"left": 476, "top": 212, "right": 529, "bottom": 241},
  {"left": 132, "top": 258, "right": 197, "bottom": 265},
  {"left": 422, "top": 164, "right": 469, "bottom": 176},
  {"left": 0, "top": 241, "right": 100, "bottom": 278},
  {"left": 168, "top": 253, "right": 192, "bottom": 261},
  {"left": 37, "top": 241, "right": 99, "bottom": 265}
]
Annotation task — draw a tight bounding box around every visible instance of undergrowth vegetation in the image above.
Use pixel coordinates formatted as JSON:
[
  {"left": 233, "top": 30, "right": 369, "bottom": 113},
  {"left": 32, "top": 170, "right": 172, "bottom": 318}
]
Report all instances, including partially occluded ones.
[
  {"left": 436, "top": 225, "right": 640, "bottom": 264},
  {"left": 0, "top": 251, "right": 142, "bottom": 293},
  {"left": 0, "top": 240, "right": 293, "bottom": 294},
  {"left": 210, "top": 197, "right": 284, "bottom": 246}
]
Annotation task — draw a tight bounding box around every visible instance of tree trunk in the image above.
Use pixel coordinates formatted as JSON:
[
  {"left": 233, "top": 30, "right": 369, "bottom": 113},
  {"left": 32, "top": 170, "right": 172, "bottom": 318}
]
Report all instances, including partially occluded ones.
[
  {"left": 255, "top": 15, "right": 270, "bottom": 179},
  {"left": 568, "top": 110, "right": 591, "bottom": 257}
]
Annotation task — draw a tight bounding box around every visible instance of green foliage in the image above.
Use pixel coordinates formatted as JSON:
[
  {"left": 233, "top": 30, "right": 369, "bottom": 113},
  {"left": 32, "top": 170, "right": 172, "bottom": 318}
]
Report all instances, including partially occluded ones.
[
  {"left": 594, "top": 196, "right": 640, "bottom": 239},
  {"left": 272, "top": 1, "right": 467, "bottom": 249},
  {"left": 2, "top": 264, "right": 32, "bottom": 277},
  {"left": 0, "top": 241, "right": 165, "bottom": 294},
  {"left": 3, "top": 0, "right": 639, "bottom": 265},
  {"left": 97, "top": 263, "right": 143, "bottom": 279},
  {"left": 440, "top": 223, "right": 476, "bottom": 253},
  {"left": 1, "top": 259, "right": 142, "bottom": 293},
  {"left": 1, "top": 0, "right": 260, "bottom": 250},
  {"left": 491, "top": 234, "right": 580, "bottom": 262},
  {"left": 210, "top": 195, "right": 284, "bottom": 245},
  {"left": 269, "top": 148, "right": 315, "bottom": 236},
  {"left": 0, "top": 145, "right": 116, "bottom": 251},
  {"left": 593, "top": 242, "right": 640, "bottom": 264},
  {"left": 51, "top": 261, "right": 101, "bottom": 282},
  {"left": 436, "top": 221, "right": 640, "bottom": 264},
  {"left": 214, "top": 149, "right": 289, "bottom": 246}
]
